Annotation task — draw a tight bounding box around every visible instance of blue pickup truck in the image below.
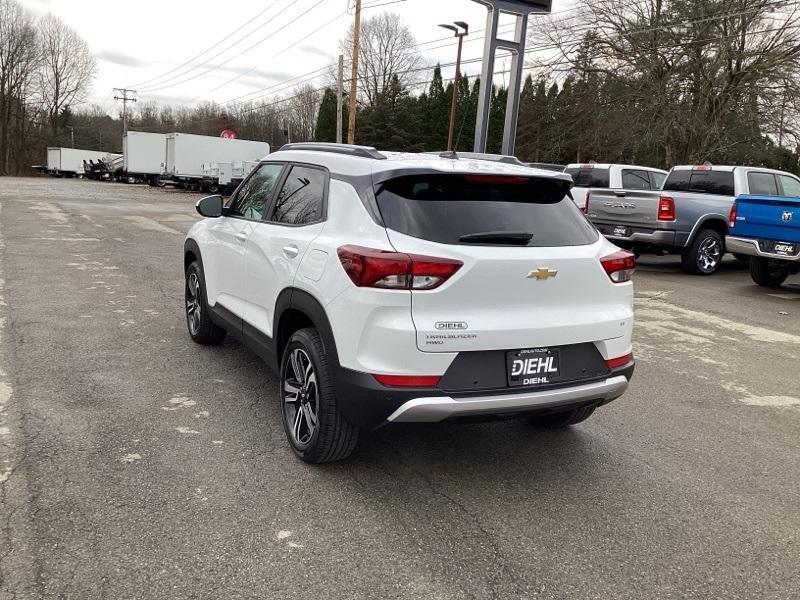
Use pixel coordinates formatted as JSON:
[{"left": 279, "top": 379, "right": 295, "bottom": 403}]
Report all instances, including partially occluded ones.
[{"left": 727, "top": 194, "right": 800, "bottom": 287}]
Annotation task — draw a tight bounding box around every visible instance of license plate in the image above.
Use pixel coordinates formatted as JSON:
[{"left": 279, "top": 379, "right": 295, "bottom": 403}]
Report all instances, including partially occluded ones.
[
  {"left": 506, "top": 348, "right": 561, "bottom": 387},
  {"left": 772, "top": 242, "right": 796, "bottom": 256},
  {"left": 612, "top": 225, "right": 630, "bottom": 237}
]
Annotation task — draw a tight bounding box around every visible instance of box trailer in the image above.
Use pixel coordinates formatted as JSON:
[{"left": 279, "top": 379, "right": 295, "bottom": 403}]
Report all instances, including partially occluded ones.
[
  {"left": 123, "top": 131, "right": 168, "bottom": 185},
  {"left": 163, "top": 133, "right": 269, "bottom": 189},
  {"left": 201, "top": 160, "right": 259, "bottom": 194},
  {"left": 46, "top": 147, "right": 119, "bottom": 177}
]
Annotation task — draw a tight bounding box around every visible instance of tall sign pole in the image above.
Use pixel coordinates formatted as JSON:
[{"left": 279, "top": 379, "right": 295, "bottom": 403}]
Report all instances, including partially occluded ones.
[{"left": 471, "top": 1, "right": 551, "bottom": 155}]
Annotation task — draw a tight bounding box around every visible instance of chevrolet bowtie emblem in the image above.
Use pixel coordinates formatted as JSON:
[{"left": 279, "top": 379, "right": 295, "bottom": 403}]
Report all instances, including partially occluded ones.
[{"left": 528, "top": 268, "right": 558, "bottom": 280}]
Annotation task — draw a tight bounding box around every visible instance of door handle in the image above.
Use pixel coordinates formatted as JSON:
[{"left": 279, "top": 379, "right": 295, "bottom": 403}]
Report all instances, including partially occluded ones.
[
  {"left": 614, "top": 191, "right": 628, "bottom": 197},
  {"left": 235, "top": 232, "right": 248, "bottom": 243},
  {"left": 282, "top": 245, "right": 300, "bottom": 258}
]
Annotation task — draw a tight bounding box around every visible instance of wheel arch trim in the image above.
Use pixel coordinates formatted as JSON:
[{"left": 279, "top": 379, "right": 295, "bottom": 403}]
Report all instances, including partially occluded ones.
[{"left": 274, "top": 288, "right": 340, "bottom": 369}]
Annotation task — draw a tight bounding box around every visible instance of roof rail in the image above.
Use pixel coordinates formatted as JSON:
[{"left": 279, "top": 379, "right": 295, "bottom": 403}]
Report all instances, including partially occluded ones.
[
  {"left": 429, "top": 150, "right": 525, "bottom": 166},
  {"left": 278, "top": 142, "right": 386, "bottom": 160}
]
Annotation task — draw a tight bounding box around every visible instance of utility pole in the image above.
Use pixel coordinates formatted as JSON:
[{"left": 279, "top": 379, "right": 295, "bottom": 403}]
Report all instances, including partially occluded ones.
[
  {"left": 113, "top": 88, "right": 138, "bottom": 134},
  {"left": 439, "top": 22, "right": 469, "bottom": 151},
  {"left": 347, "top": 0, "right": 361, "bottom": 145},
  {"left": 336, "top": 54, "right": 344, "bottom": 144},
  {"left": 66, "top": 126, "right": 75, "bottom": 148}
]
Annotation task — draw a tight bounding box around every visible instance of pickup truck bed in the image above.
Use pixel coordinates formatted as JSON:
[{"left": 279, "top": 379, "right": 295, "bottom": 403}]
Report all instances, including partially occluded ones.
[{"left": 726, "top": 194, "right": 800, "bottom": 287}]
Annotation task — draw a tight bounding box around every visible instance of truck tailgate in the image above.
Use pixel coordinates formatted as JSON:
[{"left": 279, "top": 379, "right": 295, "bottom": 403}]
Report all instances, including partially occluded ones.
[
  {"left": 733, "top": 195, "right": 800, "bottom": 243},
  {"left": 586, "top": 189, "right": 662, "bottom": 226}
]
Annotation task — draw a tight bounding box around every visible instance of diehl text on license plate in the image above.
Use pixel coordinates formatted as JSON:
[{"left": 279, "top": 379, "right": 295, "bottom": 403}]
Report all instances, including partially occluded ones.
[
  {"left": 507, "top": 348, "right": 561, "bottom": 387},
  {"left": 774, "top": 242, "right": 795, "bottom": 256},
  {"left": 613, "top": 226, "right": 629, "bottom": 237}
]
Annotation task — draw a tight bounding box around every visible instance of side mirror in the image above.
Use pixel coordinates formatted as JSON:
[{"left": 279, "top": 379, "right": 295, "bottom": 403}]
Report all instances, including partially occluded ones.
[{"left": 196, "top": 194, "right": 223, "bottom": 218}]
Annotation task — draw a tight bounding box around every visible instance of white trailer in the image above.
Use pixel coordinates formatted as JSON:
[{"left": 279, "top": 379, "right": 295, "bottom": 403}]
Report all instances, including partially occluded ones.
[
  {"left": 46, "top": 147, "right": 118, "bottom": 177},
  {"left": 123, "top": 131, "right": 168, "bottom": 185},
  {"left": 163, "top": 133, "right": 269, "bottom": 189},
  {"left": 200, "top": 160, "right": 260, "bottom": 194}
]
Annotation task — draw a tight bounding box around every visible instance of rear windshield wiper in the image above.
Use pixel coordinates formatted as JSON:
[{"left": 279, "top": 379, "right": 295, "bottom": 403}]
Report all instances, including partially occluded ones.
[{"left": 458, "top": 231, "right": 533, "bottom": 245}]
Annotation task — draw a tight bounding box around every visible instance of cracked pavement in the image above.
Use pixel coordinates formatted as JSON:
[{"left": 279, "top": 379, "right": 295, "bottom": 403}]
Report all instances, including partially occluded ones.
[{"left": 0, "top": 177, "right": 799, "bottom": 599}]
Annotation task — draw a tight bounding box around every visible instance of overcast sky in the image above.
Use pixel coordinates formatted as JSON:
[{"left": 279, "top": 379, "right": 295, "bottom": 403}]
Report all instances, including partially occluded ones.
[{"left": 19, "top": 0, "right": 566, "bottom": 115}]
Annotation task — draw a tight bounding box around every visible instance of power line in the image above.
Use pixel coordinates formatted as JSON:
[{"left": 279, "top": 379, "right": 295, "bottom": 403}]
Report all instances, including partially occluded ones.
[
  {"left": 137, "top": 0, "right": 318, "bottom": 93},
  {"left": 127, "top": 0, "right": 282, "bottom": 89},
  {"left": 142, "top": 0, "right": 798, "bottom": 121},
  {"left": 188, "top": 9, "right": 350, "bottom": 103}
]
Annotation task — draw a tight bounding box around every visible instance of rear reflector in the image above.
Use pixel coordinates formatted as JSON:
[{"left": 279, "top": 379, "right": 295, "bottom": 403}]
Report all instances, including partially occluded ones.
[
  {"left": 600, "top": 250, "right": 635, "bottom": 283},
  {"left": 658, "top": 196, "right": 675, "bottom": 221},
  {"left": 605, "top": 354, "right": 633, "bottom": 369},
  {"left": 337, "top": 245, "right": 462, "bottom": 290},
  {"left": 373, "top": 374, "right": 441, "bottom": 388},
  {"left": 729, "top": 202, "right": 737, "bottom": 228}
]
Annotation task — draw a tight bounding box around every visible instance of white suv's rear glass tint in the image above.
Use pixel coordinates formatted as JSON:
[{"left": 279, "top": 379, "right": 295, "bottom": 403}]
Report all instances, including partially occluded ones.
[{"left": 375, "top": 174, "right": 598, "bottom": 247}]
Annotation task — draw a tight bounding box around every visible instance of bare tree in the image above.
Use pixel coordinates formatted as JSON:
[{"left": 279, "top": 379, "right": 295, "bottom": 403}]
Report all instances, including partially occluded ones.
[
  {"left": 0, "top": 0, "right": 38, "bottom": 173},
  {"left": 338, "top": 12, "right": 423, "bottom": 107},
  {"left": 286, "top": 84, "right": 320, "bottom": 142},
  {"left": 37, "top": 13, "right": 96, "bottom": 138}
]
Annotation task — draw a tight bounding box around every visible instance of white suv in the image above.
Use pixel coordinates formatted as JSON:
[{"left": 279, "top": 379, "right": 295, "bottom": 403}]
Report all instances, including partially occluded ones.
[{"left": 184, "top": 144, "right": 635, "bottom": 463}]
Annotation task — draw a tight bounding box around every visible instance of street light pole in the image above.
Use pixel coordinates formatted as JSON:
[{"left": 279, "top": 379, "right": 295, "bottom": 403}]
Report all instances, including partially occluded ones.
[{"left": 439, "top": 22, "right": 469, "bottom": 151}]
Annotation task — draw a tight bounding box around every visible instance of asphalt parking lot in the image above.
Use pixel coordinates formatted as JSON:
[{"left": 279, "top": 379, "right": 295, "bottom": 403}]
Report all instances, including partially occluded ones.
[{"left": 0, "top": 177, "right": 798, "bottom": 599}]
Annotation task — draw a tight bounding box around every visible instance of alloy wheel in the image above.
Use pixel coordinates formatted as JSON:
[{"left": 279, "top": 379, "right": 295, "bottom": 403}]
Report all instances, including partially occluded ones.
[
  {"left": 697, "top": 237, "right": 722, "bottom": 273},
  {"left": 283, "top": 348, "right": 319, "bottom": 447},
  {"left": 186, "top": 272, "right": 201, "bottom": 335}
]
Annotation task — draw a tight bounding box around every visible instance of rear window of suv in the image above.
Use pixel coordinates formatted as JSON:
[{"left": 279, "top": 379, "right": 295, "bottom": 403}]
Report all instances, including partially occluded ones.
[
  {"left": 564, "top": 167, "right": 610, "bottom": 188},
  {"left": 662, "top": 170, "right": 735, "bottom": 196},
  {"left": 375, "top": 174, "right": 599, "bottom": 247}
]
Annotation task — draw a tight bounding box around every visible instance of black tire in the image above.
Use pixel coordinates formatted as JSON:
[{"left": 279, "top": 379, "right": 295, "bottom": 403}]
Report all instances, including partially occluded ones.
[
  {"left": 682, "top": 229, "right": 724, "bottom": 275},
  {"left": 206, "top": 183, "right": 220, "bottom": 194},
  {"left": 733, "top": 253, "right": 751, "bottom": 265},
  {"left": 530, "top": 405, "right": 596, "bottom": 428},
  {"left": 280, "top": 328, "right": 358, "bottom": 463},
  {"left": 185, "top": 261, "right": 226, "bottom": 345},
  {"left": 749, "top": 257, "right": 789, "bottom": 288}
]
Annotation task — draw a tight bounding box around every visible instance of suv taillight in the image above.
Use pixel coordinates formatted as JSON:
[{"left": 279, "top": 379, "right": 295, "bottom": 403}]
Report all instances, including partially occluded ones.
[
  {"left": 729, "top": 202, "right": 737, "bottom": 228},
  {"left": 337, "top": 245, "right": 463, "bottom": 290},
  {"left": 600, "top": 250, "right": 635, "bottom": 283},
  {"left": 658, "top": 195, "right": 675, "bottom": 221},
  {"left": 582, "top": 190, "right": 590, "bottom": 214}
]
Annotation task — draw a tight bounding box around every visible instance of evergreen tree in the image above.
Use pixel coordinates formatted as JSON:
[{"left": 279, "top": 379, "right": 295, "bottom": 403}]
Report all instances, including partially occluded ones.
[
  {"left": 424, "top": 65, "right": 450, "bottom": 150},
  {"left": 315, "top": 88, "right": 338, "bottom": 142}
]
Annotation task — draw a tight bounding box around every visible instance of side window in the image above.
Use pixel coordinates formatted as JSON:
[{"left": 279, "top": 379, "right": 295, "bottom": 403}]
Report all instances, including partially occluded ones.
[
  {"left": 747, "top": 172, "right": 778, "bottom": 196},
  {"left": 229, "top": 163, "right": 284, "bottom": 220},
  {"left": 651, "top": 171, "right": 666, "bottom": 189},
  {"left": 621, "top": 169, "right": 651, "bottom": 190},
  {"left": 269, "top": 165, "right": 326, "bottom": 226},
  {"left": 778, "top": 175, "right": 800, "bottom": 198}
]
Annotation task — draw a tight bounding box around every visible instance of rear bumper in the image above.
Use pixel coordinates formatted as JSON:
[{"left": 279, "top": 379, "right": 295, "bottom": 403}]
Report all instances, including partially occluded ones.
[
  {"left": 593, "top": 223, "right": 678, "bottom": 246},
  {"left": 387, "top": 375, "right": 629, "bottom": 422},
  {"left": 726, "top": 236, "right": 800, "bottom": 262},
  {"left": 333, "top": 362, "right": 634, "bottom": 428}
]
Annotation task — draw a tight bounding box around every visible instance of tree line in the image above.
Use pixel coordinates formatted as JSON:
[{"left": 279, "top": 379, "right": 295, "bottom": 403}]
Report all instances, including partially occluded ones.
[
  {"left": 2, "top": 0, "right": 800, "bottom": 175},
  {"left": 0, "top": 0, "right": 96, "bottom": 174}
]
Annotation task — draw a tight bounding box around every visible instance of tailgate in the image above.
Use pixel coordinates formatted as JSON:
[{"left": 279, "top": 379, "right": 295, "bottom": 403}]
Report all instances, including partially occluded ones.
[
  {"left": 586, "top": 189, "right": 662, "bottom": 226},
  {"left": 733, "top": 195, "right": 800, "bottom": 242}
]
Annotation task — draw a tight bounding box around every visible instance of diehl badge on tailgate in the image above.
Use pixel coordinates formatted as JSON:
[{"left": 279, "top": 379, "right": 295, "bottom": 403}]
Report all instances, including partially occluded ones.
[{"left": 435, "top": 322, "right": 468, "bottom": 330}]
